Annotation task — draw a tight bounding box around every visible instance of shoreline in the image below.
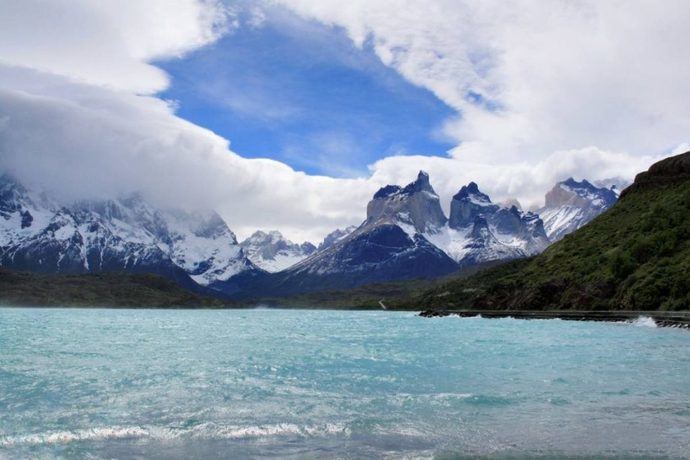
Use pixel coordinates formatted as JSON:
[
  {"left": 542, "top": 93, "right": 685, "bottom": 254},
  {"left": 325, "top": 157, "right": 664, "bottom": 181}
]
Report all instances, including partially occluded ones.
[
  {"left": 2, "top": 304, "right": 689, "bottom": 329},
  {"left": 419, "top": 309, "right": 690, "bottom": 328}
]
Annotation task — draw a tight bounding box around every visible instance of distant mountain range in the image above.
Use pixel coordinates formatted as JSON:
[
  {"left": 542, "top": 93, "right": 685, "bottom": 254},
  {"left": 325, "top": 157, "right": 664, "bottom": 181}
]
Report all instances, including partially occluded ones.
[
  {"left": 240, "top": 230, "right": 316, "bottom": 272},
  {"left": 0, "top": 175, "right": 261, "bottom": 293},
  {"left": 0, "top": 171, "right": 621, "bottom": 298}
]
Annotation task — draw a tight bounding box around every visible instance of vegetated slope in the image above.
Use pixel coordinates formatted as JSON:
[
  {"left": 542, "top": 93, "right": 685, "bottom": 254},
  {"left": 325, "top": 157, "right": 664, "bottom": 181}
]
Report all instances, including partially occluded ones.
[
  {"left": 0, "top": 269, "right": 224, "bottom": 308},
  {"left": 410, "top": 151, "right": 690, "bottom": 311}
]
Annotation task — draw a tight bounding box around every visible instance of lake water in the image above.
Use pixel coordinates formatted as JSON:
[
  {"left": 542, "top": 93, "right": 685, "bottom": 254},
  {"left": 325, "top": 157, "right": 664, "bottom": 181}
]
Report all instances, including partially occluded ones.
[{"left": 0, "top": 308, "right": 689, "bottom": 459}]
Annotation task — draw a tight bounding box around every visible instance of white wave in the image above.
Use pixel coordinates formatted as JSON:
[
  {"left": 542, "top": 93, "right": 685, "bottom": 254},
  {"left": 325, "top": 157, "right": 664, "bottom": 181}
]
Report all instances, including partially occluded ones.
[
  {"left": 630, "top": 316, "right": 658, "bottom": 328},
  {"left": 0, "top": 426, "right": 149, "bottom": 447},
  {"left": 192, "top": 422, "right": 349, "bottom": 440},
  {"left": 451, "top": 314, "right": 482, "bottom": 319},
  {"left": 0, "top": 422, "right": 350, "bottom": 447}
]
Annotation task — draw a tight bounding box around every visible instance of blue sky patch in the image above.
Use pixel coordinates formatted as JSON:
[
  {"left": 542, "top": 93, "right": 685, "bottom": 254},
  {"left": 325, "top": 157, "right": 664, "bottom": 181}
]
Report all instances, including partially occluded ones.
[{"left": 157, "top": 10, "right": 456, "bottom": 177}]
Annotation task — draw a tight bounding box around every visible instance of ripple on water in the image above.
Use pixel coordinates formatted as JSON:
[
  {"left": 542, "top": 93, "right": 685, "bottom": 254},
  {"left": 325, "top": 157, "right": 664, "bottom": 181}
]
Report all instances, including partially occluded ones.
[{"left": 0, "top": 308, "right": 688, "bottom": 458}]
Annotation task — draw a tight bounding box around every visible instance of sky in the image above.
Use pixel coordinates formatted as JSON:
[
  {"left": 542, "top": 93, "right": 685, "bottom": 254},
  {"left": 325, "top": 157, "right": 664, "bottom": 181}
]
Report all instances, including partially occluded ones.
[
  {"left": 1, "top": 0, "right": 689, "bottom": 243},
  {"left": 157, "top": 7, "right": 455, "bottom": 177}
]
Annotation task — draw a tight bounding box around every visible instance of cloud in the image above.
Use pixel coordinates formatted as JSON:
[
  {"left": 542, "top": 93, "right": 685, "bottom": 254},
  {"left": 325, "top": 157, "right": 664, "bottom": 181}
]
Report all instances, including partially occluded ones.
[
  {"left": 0, "top": 0, "right": 231, "bottom": 94},
  {"left": 277, "top": 0, "right": 690, "bottom": 161},
  {"left": 370, "top": 148, "right": 659, "bottom": 213},
  {"left": 0, "top": 0, "right": 684, "bottom": 243},
  {"left": 0, "top": 66, "right": 375, "bottom": 243}
]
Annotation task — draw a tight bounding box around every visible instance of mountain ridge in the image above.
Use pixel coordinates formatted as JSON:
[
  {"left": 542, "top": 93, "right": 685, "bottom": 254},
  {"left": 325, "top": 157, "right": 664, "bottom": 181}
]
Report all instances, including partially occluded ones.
[
  {"left": 0, "top": 174, "right": 261, "bottom": 294},
  {"left": 240, "top": 230, "right": 316, "bottom": 272},
  {"left": 0, "top": 169, "right": 620, "bottom": 300}
]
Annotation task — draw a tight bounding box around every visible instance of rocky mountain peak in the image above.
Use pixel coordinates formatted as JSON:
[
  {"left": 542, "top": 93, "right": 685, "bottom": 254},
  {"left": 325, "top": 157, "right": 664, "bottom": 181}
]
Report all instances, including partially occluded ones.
[
  {"left": 540, "top": 177, "right": 620, "bottom": 241},
  {"left": 449, "top": 182, "right": 498, "bottom": 229},
  {"left": 0, "top": 175, "right": 258, "bottom": 290},
  {"left": 240, "top": 230, "right": 316, "bottom": 273},
  {"left": 367, "top": 172, "right": 447, "bottom": 233},
  {"left": 401, "top": 170, "right": 434, "bottom": 195},
  {"left": 372, "top": 185, "right": 402, "bottom": 199},
  {"left": 318, "top": 225, "right": 357, "bottom": 250},
  {"left": 545, "top": 178, "right": 617, "bottom": 211}
]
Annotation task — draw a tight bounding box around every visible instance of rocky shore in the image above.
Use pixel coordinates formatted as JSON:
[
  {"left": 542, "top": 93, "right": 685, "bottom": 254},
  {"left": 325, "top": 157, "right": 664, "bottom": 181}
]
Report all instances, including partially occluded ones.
[{"left": 419, "top": 309, "right": 690, "bottom": 328}]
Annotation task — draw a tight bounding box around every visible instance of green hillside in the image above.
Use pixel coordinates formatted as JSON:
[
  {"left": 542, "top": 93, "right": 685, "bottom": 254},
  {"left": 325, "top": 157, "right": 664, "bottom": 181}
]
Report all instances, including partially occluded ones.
[
  {"left": 0, "top": 269, "right": 225, "bottom": 308},
  {"left": 409, "top": 151, "right": 690, "bottom": 312}
]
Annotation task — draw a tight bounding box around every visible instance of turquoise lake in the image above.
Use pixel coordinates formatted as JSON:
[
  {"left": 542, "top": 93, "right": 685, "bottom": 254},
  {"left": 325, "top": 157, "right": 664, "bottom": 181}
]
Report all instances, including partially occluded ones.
[{"left": 0, "top": 308, "right": 689, "bottom": 459}]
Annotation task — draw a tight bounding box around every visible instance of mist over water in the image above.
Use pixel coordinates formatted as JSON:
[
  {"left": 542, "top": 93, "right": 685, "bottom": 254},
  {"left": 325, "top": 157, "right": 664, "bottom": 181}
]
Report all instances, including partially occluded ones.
[{"left": 0, "top": 308, "right": 689, "bottom": 459}]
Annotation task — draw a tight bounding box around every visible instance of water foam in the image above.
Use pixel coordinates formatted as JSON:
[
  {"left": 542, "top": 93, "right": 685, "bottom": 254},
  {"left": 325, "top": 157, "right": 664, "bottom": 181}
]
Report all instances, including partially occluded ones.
[
  {"left": 0, "top": 426, "right": 149, "bottom": 447},
  {"left": 0, "top": 422, "right": 350, "bottom": 447},
  {"left": 631, "top": 316, "right": 658, "bottom": 328},
  {"left": 189, "top": 422, "right": 349, "bottom": 440}
]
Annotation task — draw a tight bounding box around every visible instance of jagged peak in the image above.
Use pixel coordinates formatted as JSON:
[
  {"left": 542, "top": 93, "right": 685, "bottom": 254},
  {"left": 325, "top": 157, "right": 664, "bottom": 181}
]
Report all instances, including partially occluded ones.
[
  {"left": 373, "top": 185, "right": 402, "bottom": 199},
  {"left": 318, "top": 225, "right": 357, "bottom": 250},
  {"left": 244, "top": 229, "right": 287, "bottom": 244},
  {"left": 556, "top": 177, "right": 617, "bottom": 205},
  {"left": 402, "top": 170, "right": 435, "bottom": 195},
  {"left": 300, "top": 241, "right": 317, "bottom": 253},
  {"left": 560, "top": 177, "right": 597, "bottom": 191},
  {"left": 416, "top": 170, "right": 430, "bottom": 184},
  {"left": 373, "top": 171, "right": 438, "bottom": 199},
  {"left": 402, "top": 171, "right": 436, "bottom": 195},
  {"left": 452, "top": 182, "right": 491, "bottom": 204}
]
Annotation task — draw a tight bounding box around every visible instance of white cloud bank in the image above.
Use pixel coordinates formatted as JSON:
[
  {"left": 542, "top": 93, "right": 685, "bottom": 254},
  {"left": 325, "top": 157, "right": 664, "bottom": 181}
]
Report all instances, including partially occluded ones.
[{"left": 0, "top": 0, "right": 687, "bottom": 242}]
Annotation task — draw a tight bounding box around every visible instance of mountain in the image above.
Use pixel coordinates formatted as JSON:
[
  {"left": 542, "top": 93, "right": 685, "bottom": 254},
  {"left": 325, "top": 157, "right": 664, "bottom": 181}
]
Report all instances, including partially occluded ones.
[
  {"left": 317, "top": 226, "right": 357, "bottom": 250},
  {"left": 411, "top": 151, "right": 690, "bottom": 311},
  {"left": 538, "top": 178, "right": 619, "bottom": 241},
  {"left": 249, "top": 172, "right": 551, "bottom": 298},
  {"left": 1, "top": 169, "right": 628, "bottom": 302},
  {"left": 240, "top": 230, "right": 316, "bottom": 272},
  {"left": 253, "top": 172, "right": 459, "bottom": 296},
  {"left": 425, "top": 182, "right": 550, "bottom": 266},
  {"left": 0, "top": 174, "right": 260, "bottom": 292}
]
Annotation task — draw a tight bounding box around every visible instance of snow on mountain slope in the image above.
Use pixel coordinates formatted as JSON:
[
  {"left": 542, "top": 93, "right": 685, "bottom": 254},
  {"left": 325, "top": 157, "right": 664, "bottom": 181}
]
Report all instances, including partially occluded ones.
[
  {"left": 539, "top": 178, "right": 619, "bottom": 241},
  {"left": 0, "top": 174, "right": 258, "bottom": 288},
  {"left": 429, "top": 182, "right": 550, "bottom": 266},
  {"left": 366, "top": 171, "right": 447, "bottom": 234},
  {"left": 317, "top": 226, "right": 357, "bottom": 251},
  {"left": 258, "top": 172, "right": 557, "bottom": 297},
  {"left": 162, "top": 210, "right": 256, "bottom": 286},
  {"left": 2, "top": 171, "right": 621, "bottom": 298},
  {"left": 239, "top": 230, "right": 316, "bottom": 272},
  {"left": 261, "top": 172, "right": 458, "bottom": 295}
]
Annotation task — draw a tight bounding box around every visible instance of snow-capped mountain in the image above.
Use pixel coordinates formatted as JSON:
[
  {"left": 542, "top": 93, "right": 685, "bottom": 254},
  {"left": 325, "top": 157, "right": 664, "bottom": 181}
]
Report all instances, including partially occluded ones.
[
  {"left": 317, "top": 226, "right": 357, "bottom": 251},
  {"left": 240, "top": 230, "right": 316, "bottom": 272},
  {"left": 0, "top": 174, "right": 259, "bottom": 291},
  {"left": 593, "top": 177, "right": 630, "bottom": 195},
  {"left": 538, "top": 178, "right": 619, "bottom": 241},
  {"left": 260, "top": 172, "right": 458, "bottom": 295},
  {"left": 1, "top": 171, "right": 622, "bottom": 299},
  {"left": 253, "top": 172, "right": 554, "bottom": 296},
  {"left": 366, "top": 171, "right": 448, "bottom": 234},
  {"left": 426, "top": 182, "right": 550, "bottom": 266}
]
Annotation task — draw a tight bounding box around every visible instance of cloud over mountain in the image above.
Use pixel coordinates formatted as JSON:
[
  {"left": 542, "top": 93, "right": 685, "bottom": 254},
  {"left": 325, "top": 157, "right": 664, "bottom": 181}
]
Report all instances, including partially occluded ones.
[{"left": 0, "top": 0, "right": 686, "bottom": 241}]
